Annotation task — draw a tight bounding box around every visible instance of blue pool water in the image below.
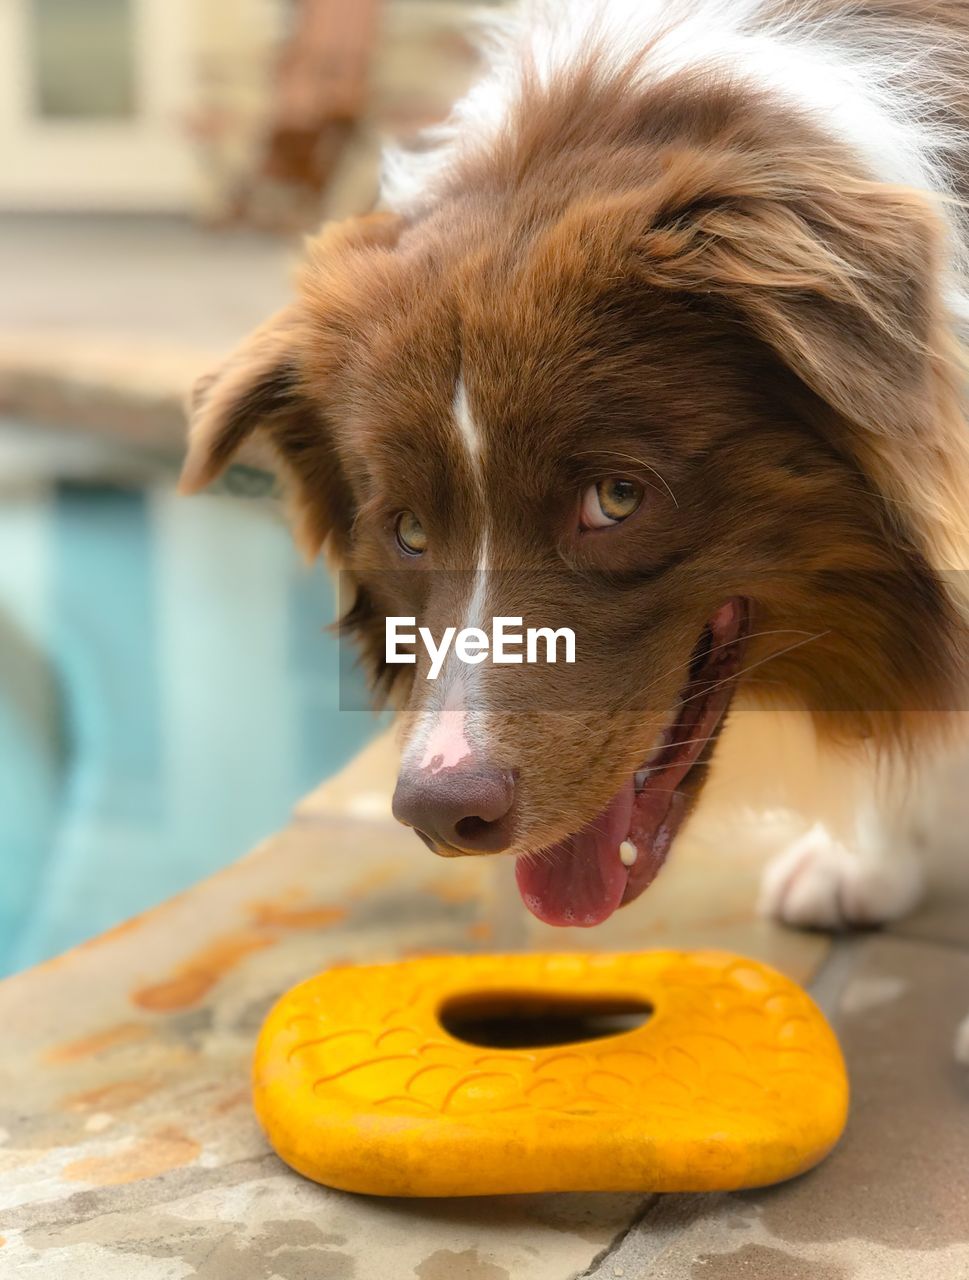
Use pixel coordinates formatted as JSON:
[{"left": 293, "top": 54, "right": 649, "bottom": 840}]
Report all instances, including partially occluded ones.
[{"left": 0, "top": 455, "right": 379, "bottom": 975}]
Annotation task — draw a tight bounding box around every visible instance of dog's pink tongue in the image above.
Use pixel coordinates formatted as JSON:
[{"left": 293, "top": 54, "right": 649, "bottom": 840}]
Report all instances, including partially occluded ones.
[{"left": 515, "top": 782, "right": 634, "bottom": 927}]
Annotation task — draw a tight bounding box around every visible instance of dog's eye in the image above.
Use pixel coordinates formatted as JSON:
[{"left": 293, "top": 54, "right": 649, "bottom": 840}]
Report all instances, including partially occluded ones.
[
  {"left": 396, "top": 510, "right": 428, "bottom": 555},
  {"left": 580, "top": 478, "right": 644, "bottom": 529}
]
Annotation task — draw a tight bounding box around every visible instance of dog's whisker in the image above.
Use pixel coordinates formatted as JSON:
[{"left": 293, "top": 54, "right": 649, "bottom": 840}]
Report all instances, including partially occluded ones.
[
  {"left": 610, "top": 628, "right": 821, "bottom": 709},
  {"left": 672, "top": 631, "right": 830, "bottom": 716},
  {"left": 573, "top": 448, "right": 680, "bottom": 508},
  {"left": 596, "top": 629, "right": 816, "bottom": 730}
]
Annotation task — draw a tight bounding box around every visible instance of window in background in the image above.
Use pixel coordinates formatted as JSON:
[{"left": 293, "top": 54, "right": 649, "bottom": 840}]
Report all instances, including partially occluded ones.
[{"left": 31, "top": 0, "right": 136, "bottom": 119}]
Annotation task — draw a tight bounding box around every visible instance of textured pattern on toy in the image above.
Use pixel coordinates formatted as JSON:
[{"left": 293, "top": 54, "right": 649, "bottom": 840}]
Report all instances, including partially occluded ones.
[{"left": 252, "top": 950, "right": 849, "bottom": 1196}]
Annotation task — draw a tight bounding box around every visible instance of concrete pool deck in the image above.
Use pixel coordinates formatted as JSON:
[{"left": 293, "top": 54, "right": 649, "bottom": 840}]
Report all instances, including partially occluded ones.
[
  {"left": 0, "top": 215, "right": 294, "bottom": 459},
  {"left": 2, "top": 726, "right": 968, "bottom": 1279}
]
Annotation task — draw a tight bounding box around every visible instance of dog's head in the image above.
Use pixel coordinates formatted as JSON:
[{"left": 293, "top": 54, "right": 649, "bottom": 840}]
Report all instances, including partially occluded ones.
[{"left": 181, "top": 92, "right": 969, "bottom": 926}]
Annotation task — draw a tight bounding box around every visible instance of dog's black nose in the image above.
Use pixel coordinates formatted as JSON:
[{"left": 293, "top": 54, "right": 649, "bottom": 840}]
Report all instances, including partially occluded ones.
[{"left": 392, "top": 762, "right": 516, "bottom": 854}]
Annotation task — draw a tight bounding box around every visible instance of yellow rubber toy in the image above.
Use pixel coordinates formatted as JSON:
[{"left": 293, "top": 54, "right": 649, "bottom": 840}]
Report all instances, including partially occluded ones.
[{"left": 253, "top": 950, "right": 848, "bottom": 1197}]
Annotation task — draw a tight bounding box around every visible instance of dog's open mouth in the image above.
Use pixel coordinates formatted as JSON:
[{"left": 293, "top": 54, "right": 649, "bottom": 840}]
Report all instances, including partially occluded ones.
[{"left": 515, "top": 597, "right": 749, "bottom": 927}]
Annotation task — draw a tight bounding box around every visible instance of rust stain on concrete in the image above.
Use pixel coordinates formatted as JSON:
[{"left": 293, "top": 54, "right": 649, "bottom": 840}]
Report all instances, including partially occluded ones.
[
  {"left": 30, "top": 951, "right": 70, "bottom": 976},
  {"left": 32, "top": 911, "right": 157, "bottom": 979},
  {"left": 211, "top": 1086, "right": 251, "bottom": 1115},
  {"left": 63, "top": 1125, "right": 201, "bottom": 1186},
  {"left": 248, "top": 901, "right": 346, "bottom": 929},
  {"left": 348, "top": 859, "right": 406, "bottom": 899},
  {"left": 44, "top": 1022, "right": 153, "bottom": 1065},
  {"left": 75, "top": 912, "right": 150, "bottom": 951},
  {"left": 131, "top": 894, "right": 348, "bottom": 1013},
  {"left": 61, "top": 1078, "right": 159, "bottom": 1113},
  {"left": 131, "top": 931, "right": 274, "bottom": 1012}
]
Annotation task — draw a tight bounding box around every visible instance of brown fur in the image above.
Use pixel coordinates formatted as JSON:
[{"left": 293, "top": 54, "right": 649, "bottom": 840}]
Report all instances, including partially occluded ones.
[{"left": 181, "top": 6, "right": 969, "bottom": 861}]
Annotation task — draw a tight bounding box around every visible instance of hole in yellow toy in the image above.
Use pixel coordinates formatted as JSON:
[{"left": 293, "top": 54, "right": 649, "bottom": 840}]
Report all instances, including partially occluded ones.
[{"left": 439, "top": 991, "right": 652, "bottom": 1049}]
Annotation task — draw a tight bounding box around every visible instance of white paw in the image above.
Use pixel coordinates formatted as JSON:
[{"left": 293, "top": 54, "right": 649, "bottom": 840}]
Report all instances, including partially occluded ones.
[
  {"left": 956, "top": 1014, "right": 969, "bottom": 1066},
  {"left": 758, "top": 822, "right": 924, "bottom": 930}
]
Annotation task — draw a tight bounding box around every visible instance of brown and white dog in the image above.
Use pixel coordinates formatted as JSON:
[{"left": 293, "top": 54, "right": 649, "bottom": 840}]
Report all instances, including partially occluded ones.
[{"left": 182, "top": 0, "right": 969, "bottom": 1054}]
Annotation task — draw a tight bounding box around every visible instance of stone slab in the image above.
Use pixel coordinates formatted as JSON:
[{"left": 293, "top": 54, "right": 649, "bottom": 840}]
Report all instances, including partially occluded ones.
[{"left": 586, "top": 935, "right": 969, "bottom": 1279}]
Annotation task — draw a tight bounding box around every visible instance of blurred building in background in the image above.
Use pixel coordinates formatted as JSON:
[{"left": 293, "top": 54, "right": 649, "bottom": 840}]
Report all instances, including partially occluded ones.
[{"left": 0, "top": 0, "right": 491, "bottom": 227}]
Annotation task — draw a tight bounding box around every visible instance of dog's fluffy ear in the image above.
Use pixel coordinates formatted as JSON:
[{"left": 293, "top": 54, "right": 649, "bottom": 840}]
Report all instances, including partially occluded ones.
[
  {"left": 179, "top": 307, "right": 303, "bottom": 496},
  {"left": 621, "top": 151, "right": 969, "bottom": 576},
  {"left": 179, "top": 306, "right": 341, "bottom": 558},
  {"left": 179, "top": 212, "right": 404, "bottom": 558},
  {"left": 636, "top": 156, "right": 943, "bottom": 443}
]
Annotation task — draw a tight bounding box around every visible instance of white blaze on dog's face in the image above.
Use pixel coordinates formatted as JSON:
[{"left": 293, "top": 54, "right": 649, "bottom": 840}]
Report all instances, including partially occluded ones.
[
  {"left": 180, "top": 23, "right": 969, "bottom": 925},
  {"left": 392, "top": 373, "right": 499, "bottom": 842},
  {"left": 417, "top": 688, "right": 473, "bottom": 776},
  {"left": 413, "top": 376, "right": 490, "bottom": 760}
]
